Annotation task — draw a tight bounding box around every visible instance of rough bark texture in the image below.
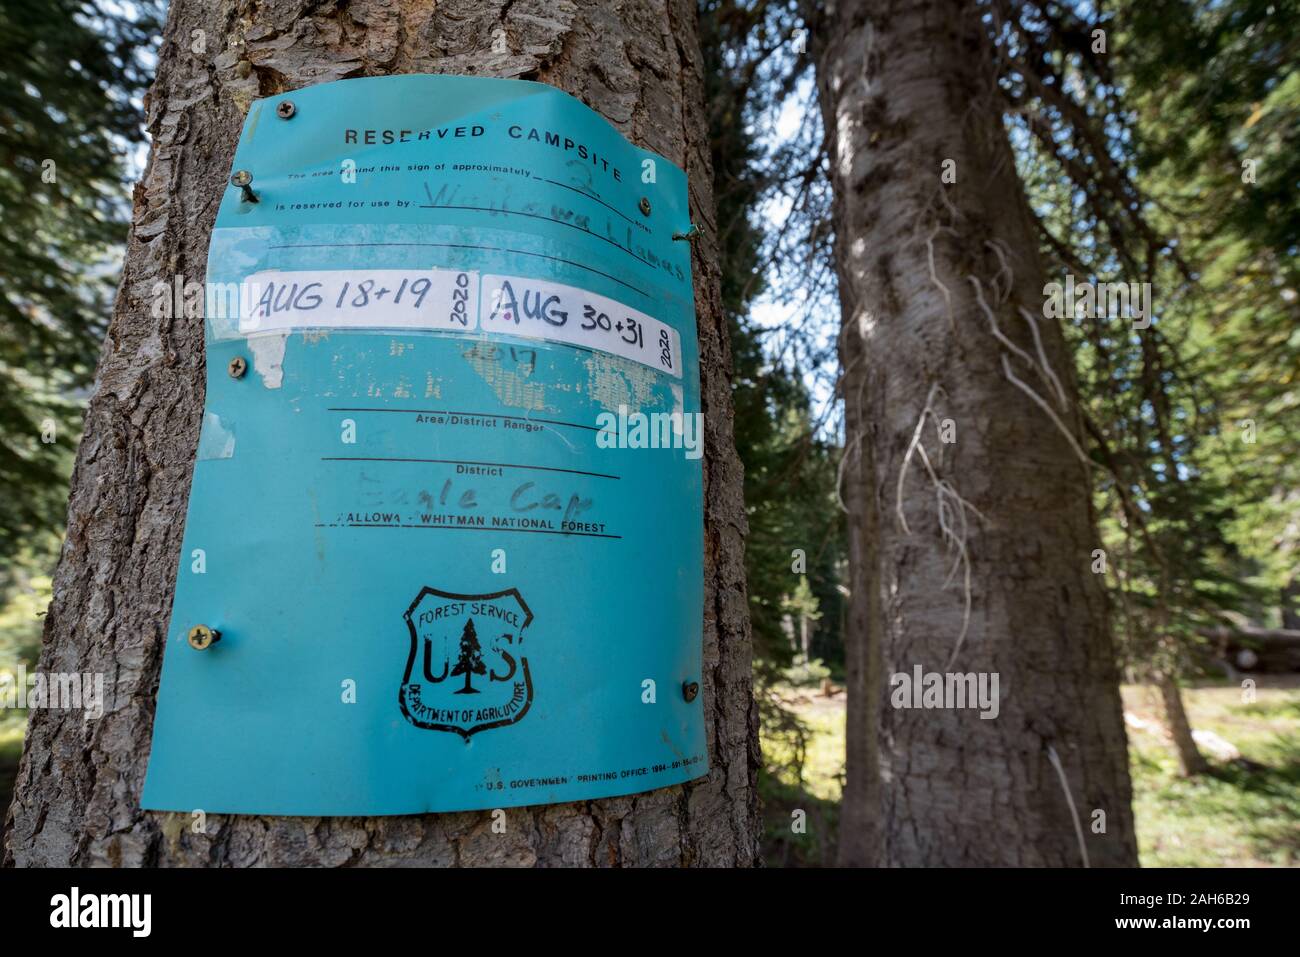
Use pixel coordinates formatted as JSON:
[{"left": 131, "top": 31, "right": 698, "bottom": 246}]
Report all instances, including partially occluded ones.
[
  {"left": 5, "top": 0, "right": 759, "bottom": 867},
  {"left": 814, "top": 0, "right": 1138, "bottom": 866}
]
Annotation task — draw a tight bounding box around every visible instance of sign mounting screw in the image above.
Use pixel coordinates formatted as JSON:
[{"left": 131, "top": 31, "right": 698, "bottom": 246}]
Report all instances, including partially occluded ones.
[
  {"left": 682, "top": 680, "right": 699, "bottom": 703},
  {"left": 228, "top": 356, "right": 248, "bottom": 379},
  {"left": 188, "top": 624, "right": 221, "bottom": 651},
  {"left": 638, "top": 196, "right": 652, "bottom": 216},
  {"left": 230, "top": 169, "right": 258, "bottom": 204},
  {"left": 276, "top": 100, "right": 296, "bottom": 119}
]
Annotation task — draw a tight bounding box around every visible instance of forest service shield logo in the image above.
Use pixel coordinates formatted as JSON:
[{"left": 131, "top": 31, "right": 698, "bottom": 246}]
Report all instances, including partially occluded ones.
[{"left": 399, "top": 587, "right": 534, "bottom": 739}]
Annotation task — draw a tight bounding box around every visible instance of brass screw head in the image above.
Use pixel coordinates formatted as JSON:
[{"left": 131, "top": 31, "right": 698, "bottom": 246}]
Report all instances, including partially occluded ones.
[
  {"left": 188, "top": 624, "right": 221, "bottom": 651},
  {"left": 228, "top": 356, "right": 248, "bottom": 379},
  {"left": 638, "top": 196, "right": 652, "bottom": 216},
  {"left": 276, "top": 100, "right": 296, "bottom": 119},
  {"left": 230, "top": 170, "right": 258, "bottom": 203},
  {"left": 682, "top": 680, "right": 700, "bottom": 702}
]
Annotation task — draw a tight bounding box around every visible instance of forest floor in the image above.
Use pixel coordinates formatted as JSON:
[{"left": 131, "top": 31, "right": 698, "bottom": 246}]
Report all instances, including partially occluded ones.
[
  {"left": 760, "top": 675, "right": 1300, "bottom": 867},
  {"left": 0, "top": 713, "right": 23, "bottom": 849}
]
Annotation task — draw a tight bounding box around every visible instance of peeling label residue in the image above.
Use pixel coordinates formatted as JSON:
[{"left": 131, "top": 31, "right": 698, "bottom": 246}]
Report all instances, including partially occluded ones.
[
  {"left": 464, "top": 348, "right": 546, "bottom": 410},
  {"left": 197, "top": 411, "right": 236, "bottom": 460},
  {"left": 670, "top": 383, "right": 686, "bottom": 438},
  {"left": 585, "top": 353, "right": 661, "bottom": 414},
  {"left": 248, "top": 333, "right": 288, "bottom": 389}
]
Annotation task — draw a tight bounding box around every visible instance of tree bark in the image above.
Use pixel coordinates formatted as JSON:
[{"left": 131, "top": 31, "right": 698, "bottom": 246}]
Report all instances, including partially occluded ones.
[
  {"left": 1157, "top": 674, "right": 1209, "bottom": 776},
  {"left": 814, "top": 0, "right": 1138, "bottom": 866},
  {"left": 5, "top": 0, "right": 759, "bottom": 868},
  {"left": 834, "top": 365, "right": 883, "bottom": 866},
  {"left": 1281, "top": 579, "right": 1300, "bottom": 632}
]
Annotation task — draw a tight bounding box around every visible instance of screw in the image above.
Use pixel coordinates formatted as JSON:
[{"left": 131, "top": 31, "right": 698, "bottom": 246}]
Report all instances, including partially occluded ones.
[
  {"left": 276, "top": 100, "right": 296, "bottom": 119},
  {"left": 638, "top": 196, "right": 651, "bottom": 216},
  {"left": 682, "top": 680, "right": 699, "bottom": 703},
  {"left": 228, "top": 356, "right": 247, "bottom": 379},
  {"left": 188, "top": 624, "right": 222, "bottom": 651},
  {"left": 230, "top": 170, "right": 258, "bottom": 203}
]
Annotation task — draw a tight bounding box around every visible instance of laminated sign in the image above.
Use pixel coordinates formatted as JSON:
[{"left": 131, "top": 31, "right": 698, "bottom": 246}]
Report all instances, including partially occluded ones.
[{"left": 141, "top": 75, "right": 706, "bottom": 816}]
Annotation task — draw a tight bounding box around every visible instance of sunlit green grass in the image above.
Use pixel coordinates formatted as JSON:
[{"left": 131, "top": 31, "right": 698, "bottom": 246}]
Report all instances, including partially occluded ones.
[
  {"left": 759, "top": 687, "right": 845, "bottom": 866},
  {"left": 762, "top": 680, "right": 1300, "bottom": 867},
  {"left": 1122, "top": 683, "right": 1300, "bottom": 867},
  {"left": 0, "top": 713, "right": 26, "bottom": 829}
]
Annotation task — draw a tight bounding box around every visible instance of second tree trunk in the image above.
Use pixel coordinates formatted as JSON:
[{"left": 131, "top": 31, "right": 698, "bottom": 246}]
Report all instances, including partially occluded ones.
[{"left": 815, "top": 0, "right": 1138, "bottom": 866}]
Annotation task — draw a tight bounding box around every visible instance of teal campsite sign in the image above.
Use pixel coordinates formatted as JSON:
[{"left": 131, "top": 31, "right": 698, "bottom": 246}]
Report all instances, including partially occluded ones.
[{"left": 141, "top": 75, "right": 706, "bottom": 816}]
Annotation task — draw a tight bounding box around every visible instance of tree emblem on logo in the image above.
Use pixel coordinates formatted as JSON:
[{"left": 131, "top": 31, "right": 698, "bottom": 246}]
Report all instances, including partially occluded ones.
[
  {"left": 451, "top": 618, "right": 486, "bottom": 695},
  {"left": 399, "top": 587, "right": 533, "bottom": 739}
]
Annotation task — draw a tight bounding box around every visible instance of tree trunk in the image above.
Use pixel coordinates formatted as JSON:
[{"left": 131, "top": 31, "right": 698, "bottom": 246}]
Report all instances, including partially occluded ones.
[
  {"left": 814, "top": 0, "right": 1137, "bottom": 866},
  {"left": 1282, "top": 578, "right": 1300, "bottom": 632},
  {"left": 1157, "top": 674, "right": 1209, "bottom": 776},
  {"left": 834, "top": 379, "right": 883, "bottom": 867},
  {"left": 4, "top": 0, "right": 759, "bottom": 868}
]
